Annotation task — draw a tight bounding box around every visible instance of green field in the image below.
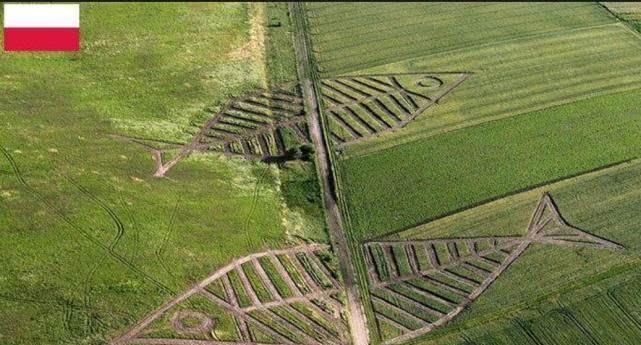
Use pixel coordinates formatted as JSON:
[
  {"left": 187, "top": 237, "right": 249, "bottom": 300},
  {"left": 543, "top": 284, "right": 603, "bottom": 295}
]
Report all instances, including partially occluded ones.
[
  {"left": 308, "top": 3, "right": 641, "bottom": 157},
  {"left": 305, "top": 2, "right": 641, "bottom": 345},
  {"left": 308, "top": 2, "right": 614, "bottom": 76},
  {"left": 4, "top": 2, "right": 641, "bottom": 345},
  {"left": 340, "top": 89, "right": 641, "bottom": 240},
  {"left": 386, "top": 159, "right": 641, "bottom": 344},
  {"left": 0, "top": 3, "right": 325, "bottom": 345}
]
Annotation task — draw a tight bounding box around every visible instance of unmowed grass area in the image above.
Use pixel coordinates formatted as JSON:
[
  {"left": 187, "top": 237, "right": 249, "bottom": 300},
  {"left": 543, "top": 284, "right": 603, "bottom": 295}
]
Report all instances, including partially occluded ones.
[
  {"left": 0, "top": 3, "right": 269, "bottom": 143},
  {"left": 0, "top": 3, "right": 320, "bottom": 345}
]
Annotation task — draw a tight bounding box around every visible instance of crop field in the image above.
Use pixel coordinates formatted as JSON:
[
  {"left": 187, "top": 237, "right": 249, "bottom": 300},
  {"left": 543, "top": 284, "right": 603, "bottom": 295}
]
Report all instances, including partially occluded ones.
[
  {"left": 340, "top": 88, "right": 641, "bottom": 239},
  {"left": 0, "top": 3, "right": 327, "bottom": 345},
  {"left": 307, "top": 2, "right": 614, "bottom": 76},
  {"left": 376, "top": 159, "right": 641, "bottom": 344},
  {"left": 603, "top": 2, "right": 641, "bottom": 21},
  {"left": 363, "top": 190, "right": 624, "bottom": 344},
  {"left": 308, "top": 4, "right": 641, "bottom": 156},
  {"left": 303, "top": 2, "right": 641, "bottom": 345}
]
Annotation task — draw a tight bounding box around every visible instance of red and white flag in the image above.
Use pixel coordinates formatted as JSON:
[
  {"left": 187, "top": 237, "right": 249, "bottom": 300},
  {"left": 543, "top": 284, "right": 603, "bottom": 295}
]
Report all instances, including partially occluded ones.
[{"left": 3, "top": 4, "right": 80, "bottom": 51}]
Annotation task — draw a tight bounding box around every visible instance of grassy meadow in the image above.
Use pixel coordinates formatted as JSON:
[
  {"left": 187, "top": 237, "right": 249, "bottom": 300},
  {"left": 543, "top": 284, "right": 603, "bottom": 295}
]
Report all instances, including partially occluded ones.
[{"left": 0, "top": 3, "right": 324, "bottom": 345}]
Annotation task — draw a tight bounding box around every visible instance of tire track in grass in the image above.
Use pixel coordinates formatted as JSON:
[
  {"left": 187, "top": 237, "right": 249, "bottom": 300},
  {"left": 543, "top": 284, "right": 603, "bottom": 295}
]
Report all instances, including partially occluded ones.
[
  {"left": 513, "top": 317, "right": 544, "bottom": 345},
  {"left": 460, "top": 333, "right": 478, "bottom": 345},
  {"left": 243, "top": 165, "right": 271, "bottom": 248},
  {"left": 155, "top": 199, "right": 181, "bottom": 287},
  {"left": 65, "top": 176, "right": 125, "bottom": 251},
  {"left": 62, "top": 298, "right": 74, "bottom": 333},
  {"left": 119, "top": 195, "right": 142, "bottom": 264},
  {"left": 64, "top": 176, "right": 130, "bottom": 335},
  {"left": 607, "top": 287, "right": 641, "bottom": 333},
  {"left": 0, "top": 147, "right": 173, "bottom": 295},
  {"left": 0, "top": 294, "right": 136, "bottom": 327},
  {"left": 557, "top": 305, "right": 600, "bottom": 345}
]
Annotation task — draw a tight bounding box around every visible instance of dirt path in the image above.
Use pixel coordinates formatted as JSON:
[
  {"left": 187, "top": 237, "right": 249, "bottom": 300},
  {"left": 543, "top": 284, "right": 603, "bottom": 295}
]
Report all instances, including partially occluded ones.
[{"left": 289, "top": 3, "right": 369, "bottom": 345}]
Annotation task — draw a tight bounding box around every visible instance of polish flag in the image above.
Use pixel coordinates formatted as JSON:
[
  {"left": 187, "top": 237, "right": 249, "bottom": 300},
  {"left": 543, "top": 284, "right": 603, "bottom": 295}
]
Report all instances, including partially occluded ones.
[{"left": 3, "top": 4, "right": 80, "bottom": 51}]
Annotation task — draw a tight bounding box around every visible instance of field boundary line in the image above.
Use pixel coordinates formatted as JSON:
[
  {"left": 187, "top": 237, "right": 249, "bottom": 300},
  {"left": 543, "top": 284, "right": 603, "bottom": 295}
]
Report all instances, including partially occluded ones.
[{"left": 598, "top": 2, "right": 641, "bottom": 42}]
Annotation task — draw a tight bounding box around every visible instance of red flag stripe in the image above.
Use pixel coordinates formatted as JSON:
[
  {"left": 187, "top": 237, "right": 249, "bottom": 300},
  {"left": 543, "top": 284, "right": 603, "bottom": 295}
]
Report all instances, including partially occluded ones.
[{"left": 3, "top": 28, "right": 79, "bottom": 51}]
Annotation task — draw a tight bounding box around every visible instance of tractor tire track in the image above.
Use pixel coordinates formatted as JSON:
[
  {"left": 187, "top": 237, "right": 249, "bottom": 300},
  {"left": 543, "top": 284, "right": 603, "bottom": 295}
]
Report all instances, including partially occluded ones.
[
  {"left": 119, "top": 195, "right": 142, "bottom": 264},
  {"left": 514, "top": 318, "right": 544, "bottom": 345},
  {"left": 64, "top": 175, "right": 130, "bottom": 335},
  {"left": 0, "top": 294, "right": 136, "bottom": 324},
  {"left": 82, "top": 254, "right": 108, "bottom": 335},
  {"left": 558, "top": 305, "right": 600, "bottom": 345},
  {"left": 607, "top": 287, "right": 641, "bottom": 332},
  {"left": 155, "top": 199, "right": 181, "bottom": 286},
  {"left": 65, "top": 176, "right": 125, "bottom": 251},
  {"left": 0, "top": 147, "right": 173, "bottom": 294},
  {"left": 242, "top": 165, "right": 270, "bottom": 247}
]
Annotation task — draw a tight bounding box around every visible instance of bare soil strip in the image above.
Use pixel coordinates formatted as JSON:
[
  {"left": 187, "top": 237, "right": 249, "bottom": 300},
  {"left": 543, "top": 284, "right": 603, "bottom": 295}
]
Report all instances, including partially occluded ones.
[
  {"left": 287, "top": 253, "right": 320, "bottom": 291},
  {"left": 236, "top": 266, "right": 262, "bottom": 306},
  {"left": 171, "top": 311, "right": 213, "bottom": 335},
  {"left": 268, "top": 254, "right": 303, "bottom": 297},
  {"left": 377, "top": 313, "right": 412, "bottom": 333},
  {"left": 241, "top": 289, "right": 340, "bottom": 313},
  {"left": 129, "top": 339, "right": 275, "bottom": 345}
]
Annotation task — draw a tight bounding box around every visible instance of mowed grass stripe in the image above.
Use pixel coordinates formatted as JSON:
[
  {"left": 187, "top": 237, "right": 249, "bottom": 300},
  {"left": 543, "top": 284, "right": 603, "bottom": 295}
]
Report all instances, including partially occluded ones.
[
  {"left": 313, "top": 3, "right": 598, "bottom": 53},
  {"left": 309, "top": 3, "right": 595, "bottom": 39},
  {"left": 340, "top": 88, "right": 641, "bottom": 240},
  {"left": 307, "top": 2, "right": 490, "bottom": 24},
  {"left": 310, "top": 2, "right": 564, "bottom": 43},
  {"left": 307, "top": 2, "right": 613, "bottom": 75}
]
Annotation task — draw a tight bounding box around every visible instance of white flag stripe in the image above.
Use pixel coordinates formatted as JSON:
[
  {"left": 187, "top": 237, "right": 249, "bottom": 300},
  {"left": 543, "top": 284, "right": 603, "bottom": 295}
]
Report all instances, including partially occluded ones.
[{"left": 4, "top": 4, "right": 79, "bottom": 28}]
